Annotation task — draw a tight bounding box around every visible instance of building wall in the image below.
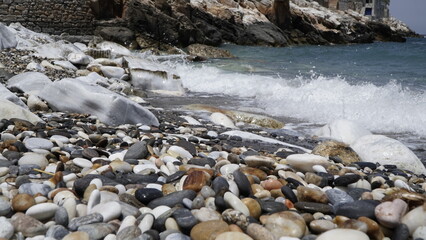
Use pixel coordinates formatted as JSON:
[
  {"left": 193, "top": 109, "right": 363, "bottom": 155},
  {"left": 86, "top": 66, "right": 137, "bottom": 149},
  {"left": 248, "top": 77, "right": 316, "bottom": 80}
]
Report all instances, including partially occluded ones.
[{"left": 0, "top": 0, "right": 95, "bottom": 35}]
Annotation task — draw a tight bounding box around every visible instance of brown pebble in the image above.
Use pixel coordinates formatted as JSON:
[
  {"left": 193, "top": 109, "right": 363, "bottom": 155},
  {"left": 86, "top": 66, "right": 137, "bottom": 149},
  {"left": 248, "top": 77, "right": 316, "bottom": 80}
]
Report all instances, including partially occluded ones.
[
  {"left": 297, "top": 186, "right": 329, "bottom": 204},
  {"left": 229, "top": 224, "right": 243, "bottom": 232},
  {"left": 183, "top": 170, "right": 211, "bottom": 192},
  {"left": 358, "top": 217, "right": 385, "bottom": 240},
  {"left": 162, "top": 183, "right": 176, "bottom": 195},
  {"left": 240, "top": 167, "right": 267, "bottom": 181},
  {"left": 12, "top": 193, "right": 36, "bottom": 212},
  {"left": 260, "top": 179, "right": 283, "bottom": 190},
  {"left": 100, "top": 186, "right": 119, "bottom": 194},
  {"left": 246, "top": 223, "right": 275, "bottom": 240},
  {"left": 340, "top": 219, "right": 368, "bottom": 233},
  {"left": 190, "top": 220, "right": 230, "bottom": 240},
  {"left": 270, "top": 189, "right": 284, "bottom": 198},
  {"left": 241, "top": 198, "right": 261, "bottom": 219},
  {"left": 250, "top": 184, "right": 264, "bottom": 194}
]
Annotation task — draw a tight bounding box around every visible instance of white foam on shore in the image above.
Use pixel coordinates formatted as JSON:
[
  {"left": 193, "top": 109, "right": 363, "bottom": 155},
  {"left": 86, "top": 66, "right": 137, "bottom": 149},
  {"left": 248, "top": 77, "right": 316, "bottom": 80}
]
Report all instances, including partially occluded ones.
[{"left": 174, "top": 63, "right": 426, "bottom": 137}]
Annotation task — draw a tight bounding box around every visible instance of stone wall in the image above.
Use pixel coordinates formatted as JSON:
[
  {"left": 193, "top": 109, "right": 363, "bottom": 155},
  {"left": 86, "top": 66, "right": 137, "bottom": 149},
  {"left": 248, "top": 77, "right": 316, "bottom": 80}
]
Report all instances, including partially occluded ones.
[{"left": 0, "top": 0, "right": 95, "bottom": 35}]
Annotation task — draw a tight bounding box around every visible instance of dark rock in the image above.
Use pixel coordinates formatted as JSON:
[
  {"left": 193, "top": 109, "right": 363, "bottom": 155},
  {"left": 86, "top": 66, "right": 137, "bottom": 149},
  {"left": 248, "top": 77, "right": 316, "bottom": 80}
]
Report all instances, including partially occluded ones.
[
  {"left": 68, "top": 213, "right": 104, "bottom": 231},
  {"left": 176, "top": 140, "right": 197, "bottom": 156},
  {"left": 281, "top": 185, "right": 298, "bottom": 203},
  {"left": 215, "top": 195, "right": 227, "bottom": 212},
  {"left": 347, "top": 188, "right": 370, "bottom": 201},
  {"left": 148, "top": 190, "right": 196, "bottom": 208},
  {"left": 82, "top": 148, "right": 99, "bottom": 159},
  {"left": 54, "top": 207, "right": 69, "bottom": 227},
  {"left": 212, "top": 176, "right": 229, "bottom": 196},
  {"left": 232, "top": 170, "right": 252, "bottom": 197},
  {"left": 334, "top": 200, "right": 380, "bottom": 219},
  {"left": 73, "top": 174, "right": 119, "bottom": 197},
  {"left": 46, "top": 225, "right": 69, "bottom": 240},
  {"left": 172, "top": 208, "right": 198, "bottom": 233},
  {"left": 166, "top": 171, "right": 186, "bottom": 183},
  {"left": 294, "top": 201, "right": 333, "bottom": 214},
  {"left": 96, "top": 26, "right": 135, "bottom": 46},
  {"left": 334, "top": 174, "right": 361, "bottom": 186},
  {"left": 260, "top": 200, "right": 288, "bottom": 214},
  {"left": 353, "top": 162, "right": 377, "bottom": 170},
  {"left": 124, "top": 141, "right": 148, "bottom": 160},
  {"left": 153, "top": 208, "right": 176, "bottom": 232},
  {"left": 188, "top": 158, "right": 215, "bottom": 168},
  {"left": 392, "top": 223, "right": 410, "bottom": 240},
  {"left": 135, "top": 188, "right": 164, "bottom": 205}
]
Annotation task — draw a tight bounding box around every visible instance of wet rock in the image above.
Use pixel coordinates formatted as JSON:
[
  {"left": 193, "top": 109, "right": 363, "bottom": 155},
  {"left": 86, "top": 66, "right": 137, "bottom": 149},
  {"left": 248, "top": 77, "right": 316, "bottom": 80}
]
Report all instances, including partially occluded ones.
[{"left": 183, "top": 170, "right": 211, "bottom": 192}]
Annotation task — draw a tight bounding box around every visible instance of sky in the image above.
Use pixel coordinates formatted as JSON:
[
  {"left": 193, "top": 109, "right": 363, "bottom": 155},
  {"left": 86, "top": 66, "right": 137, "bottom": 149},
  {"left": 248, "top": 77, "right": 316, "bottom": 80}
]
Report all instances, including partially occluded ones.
[{"left": 389, "top": 0, "right": 426, "bottom": 34}]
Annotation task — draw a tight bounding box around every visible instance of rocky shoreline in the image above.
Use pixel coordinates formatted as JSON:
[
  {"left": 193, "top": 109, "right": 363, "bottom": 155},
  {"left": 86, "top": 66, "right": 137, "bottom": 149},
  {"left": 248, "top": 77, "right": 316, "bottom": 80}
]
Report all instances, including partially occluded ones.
[{"left": 1, "top": 23, "right": 426, "bottom": 240}]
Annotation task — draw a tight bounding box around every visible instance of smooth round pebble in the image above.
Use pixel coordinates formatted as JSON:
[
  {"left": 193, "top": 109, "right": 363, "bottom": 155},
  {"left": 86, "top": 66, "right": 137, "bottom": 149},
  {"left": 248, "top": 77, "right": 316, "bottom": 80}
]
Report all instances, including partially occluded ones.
[{"left": 317, "top": 229, "right": 369, "bottom": 240}]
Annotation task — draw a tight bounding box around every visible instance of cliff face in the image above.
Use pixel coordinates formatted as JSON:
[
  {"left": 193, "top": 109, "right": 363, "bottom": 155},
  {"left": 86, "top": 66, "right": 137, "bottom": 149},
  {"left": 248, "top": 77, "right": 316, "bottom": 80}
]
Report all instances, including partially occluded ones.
[{"left": 100, "top": 0, "right": 416, "bottom": 47}]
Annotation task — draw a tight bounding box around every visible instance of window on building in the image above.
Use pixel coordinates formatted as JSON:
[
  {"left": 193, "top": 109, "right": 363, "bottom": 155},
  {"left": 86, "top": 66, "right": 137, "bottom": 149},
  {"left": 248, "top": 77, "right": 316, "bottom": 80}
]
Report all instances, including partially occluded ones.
[
  {"left": 366, "top": 0, "right": 372, "bottom": 3},
  {"left": 365, "top": 7, "right": 372, "bottom": 15}
]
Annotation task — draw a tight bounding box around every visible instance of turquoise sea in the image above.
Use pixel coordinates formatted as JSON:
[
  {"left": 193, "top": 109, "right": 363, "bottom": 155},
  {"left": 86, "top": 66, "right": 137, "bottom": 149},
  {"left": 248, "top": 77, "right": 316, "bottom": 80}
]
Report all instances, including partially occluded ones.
[{"left": 158, "top": 37, "right": 426, "bottom": 160}]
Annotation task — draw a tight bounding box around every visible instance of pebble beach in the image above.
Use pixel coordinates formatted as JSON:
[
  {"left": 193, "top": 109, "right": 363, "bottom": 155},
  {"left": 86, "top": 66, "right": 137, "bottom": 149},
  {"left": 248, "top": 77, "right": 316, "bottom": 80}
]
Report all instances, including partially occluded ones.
[{"left": 1, "top": 23, "right": 426, "bottom": 240}]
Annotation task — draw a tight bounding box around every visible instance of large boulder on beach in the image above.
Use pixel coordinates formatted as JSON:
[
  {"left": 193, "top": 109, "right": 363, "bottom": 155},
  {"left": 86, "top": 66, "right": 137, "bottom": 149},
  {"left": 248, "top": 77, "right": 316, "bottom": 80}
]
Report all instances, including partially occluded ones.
[
  {"left": 351, "top": 135, "right": 426, "bottom": 175},
  {"left": 7, "top": 72, "right": 52, "bottom": 95},
  {"left": 315, "top": 119, "right": 371, "bottom": 145},
  {"left": 0, "top": 23, "right": 17, "bottom": 49},
  {"left": 38, "top": 78, "right": 159, "bottom": 126},
  {"left": 0, "top": 83, "right": 27, "bottom": 108},
  {"left": 0, "top": 100, "right": 43, "bottom": 124}
]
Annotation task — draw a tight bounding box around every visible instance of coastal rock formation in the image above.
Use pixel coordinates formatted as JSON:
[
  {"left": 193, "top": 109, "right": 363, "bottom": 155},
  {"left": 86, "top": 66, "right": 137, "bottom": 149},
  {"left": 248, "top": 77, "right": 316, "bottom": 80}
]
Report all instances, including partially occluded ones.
[{"left": 120, "top": 0, "right": 415, "bottom": 48}]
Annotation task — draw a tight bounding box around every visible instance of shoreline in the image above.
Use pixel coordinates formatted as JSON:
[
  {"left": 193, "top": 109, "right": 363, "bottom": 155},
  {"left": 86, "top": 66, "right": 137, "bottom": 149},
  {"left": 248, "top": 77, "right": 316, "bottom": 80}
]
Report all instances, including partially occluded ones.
[{"left": 1, "top": 24, "right": 426, "bottom": 240}]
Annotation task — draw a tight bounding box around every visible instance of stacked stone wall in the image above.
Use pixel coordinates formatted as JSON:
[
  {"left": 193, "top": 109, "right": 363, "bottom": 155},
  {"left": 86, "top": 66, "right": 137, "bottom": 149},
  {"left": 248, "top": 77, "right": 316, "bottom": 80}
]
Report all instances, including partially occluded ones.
[{"left": 0, "top": 0, "right": 95, "bottom": 35}]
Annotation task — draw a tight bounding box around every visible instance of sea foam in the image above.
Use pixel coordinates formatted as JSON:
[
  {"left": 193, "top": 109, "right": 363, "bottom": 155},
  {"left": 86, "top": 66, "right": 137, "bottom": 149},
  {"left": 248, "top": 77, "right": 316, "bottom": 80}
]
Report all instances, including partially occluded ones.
[{"left": 175, "top": 63, "right": 426, "bottom": 137}]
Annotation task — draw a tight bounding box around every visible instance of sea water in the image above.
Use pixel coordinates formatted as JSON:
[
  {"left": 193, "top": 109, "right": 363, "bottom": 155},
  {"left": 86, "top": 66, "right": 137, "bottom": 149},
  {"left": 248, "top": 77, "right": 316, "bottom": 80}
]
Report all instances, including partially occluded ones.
[{"left": 154, "top": 38, "right": 426, "bottom": 159}]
